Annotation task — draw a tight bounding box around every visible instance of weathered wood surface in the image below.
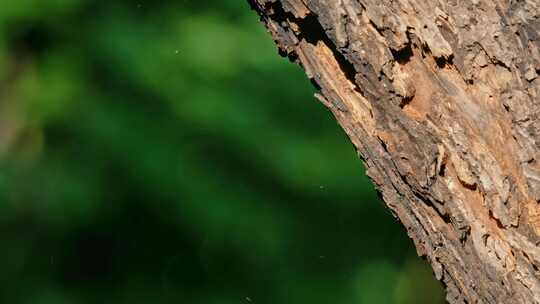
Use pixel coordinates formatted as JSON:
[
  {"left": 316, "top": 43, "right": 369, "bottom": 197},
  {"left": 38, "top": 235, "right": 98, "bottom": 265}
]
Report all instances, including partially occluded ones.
[{"left": 249, "top": 0, "right": 540, "bottom": 303}]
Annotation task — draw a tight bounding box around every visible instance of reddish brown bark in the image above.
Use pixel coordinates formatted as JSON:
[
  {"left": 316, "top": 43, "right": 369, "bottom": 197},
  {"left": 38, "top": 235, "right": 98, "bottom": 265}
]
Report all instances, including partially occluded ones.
[{"left": 250, "top": 1, "right": 540, "bottom": 303}]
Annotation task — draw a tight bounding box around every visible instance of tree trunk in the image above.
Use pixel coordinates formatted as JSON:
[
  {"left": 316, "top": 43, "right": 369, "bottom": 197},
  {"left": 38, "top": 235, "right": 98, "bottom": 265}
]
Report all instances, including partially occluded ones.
[{"left": 249, "top": 0, "right": 540, "bottom": 303}]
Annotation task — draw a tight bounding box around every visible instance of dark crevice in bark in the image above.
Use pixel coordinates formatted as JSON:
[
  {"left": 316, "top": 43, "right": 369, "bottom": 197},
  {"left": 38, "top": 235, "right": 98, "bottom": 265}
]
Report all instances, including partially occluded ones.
[
  {"left": 391, "top": 43, "right": 414, "bottom": 65},
  {"left": 367, "top": 18, "right": 387, "bottom": 41},
  {"left": 411, "top": 185, "right": 451, "bottom": 225},
  {"left": 309, "top": 78, "right": 322, "bottom": 91},
  {"left": 439, "top": 159, "right": 447, "bottom": 177},
  {"left": 399, "top": 95, "right": 414, "bottom": 108},
  {"left": 435, "top": 54, "right": 455, "bottom": 69},
  {"left": 294, "top": 15, "right": 359, "bottom": 90},
  {"left": 489, "top": 210, "right": 506, "bottom": 229},
  {"left": 295, "top": 14, "right": 327, "bottom": 45},
  {"left": 260, "top": 1, "right": 361, "bottom": 94}
]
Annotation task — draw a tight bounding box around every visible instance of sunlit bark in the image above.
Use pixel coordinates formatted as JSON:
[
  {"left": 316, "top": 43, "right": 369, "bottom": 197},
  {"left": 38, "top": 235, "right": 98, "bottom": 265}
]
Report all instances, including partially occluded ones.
[{"left": 250, "top": 1, "right": 540, "bottom": 302}]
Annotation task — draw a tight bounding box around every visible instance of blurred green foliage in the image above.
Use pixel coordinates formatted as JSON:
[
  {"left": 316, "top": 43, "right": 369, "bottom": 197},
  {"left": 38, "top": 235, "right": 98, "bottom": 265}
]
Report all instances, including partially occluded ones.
[{"left": 0, "top": 1, "right": 444, "bottom": 303}]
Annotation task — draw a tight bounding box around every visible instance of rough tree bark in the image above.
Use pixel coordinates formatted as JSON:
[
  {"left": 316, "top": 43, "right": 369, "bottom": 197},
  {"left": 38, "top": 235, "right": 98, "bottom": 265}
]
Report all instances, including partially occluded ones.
[{"left": 249, "top": 0, "right": 540, "bottom": 303}]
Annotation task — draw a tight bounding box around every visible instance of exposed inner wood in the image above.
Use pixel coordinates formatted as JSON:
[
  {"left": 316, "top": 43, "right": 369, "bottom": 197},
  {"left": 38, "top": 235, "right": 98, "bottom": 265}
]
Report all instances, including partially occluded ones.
[{"left": 249, "top": 0, "right": 540, "bottom": 303}]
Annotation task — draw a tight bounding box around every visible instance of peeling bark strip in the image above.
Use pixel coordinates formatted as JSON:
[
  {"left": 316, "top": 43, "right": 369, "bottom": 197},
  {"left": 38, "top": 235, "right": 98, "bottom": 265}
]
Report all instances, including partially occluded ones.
[{"left": 249, "top": 0, "right": 540, "bottom": 303}]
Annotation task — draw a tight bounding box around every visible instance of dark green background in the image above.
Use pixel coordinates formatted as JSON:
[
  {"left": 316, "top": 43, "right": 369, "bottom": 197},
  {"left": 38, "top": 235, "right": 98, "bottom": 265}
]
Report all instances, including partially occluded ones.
[{"left": 0, "top": 1, "right": 444, "bottom": 303}]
